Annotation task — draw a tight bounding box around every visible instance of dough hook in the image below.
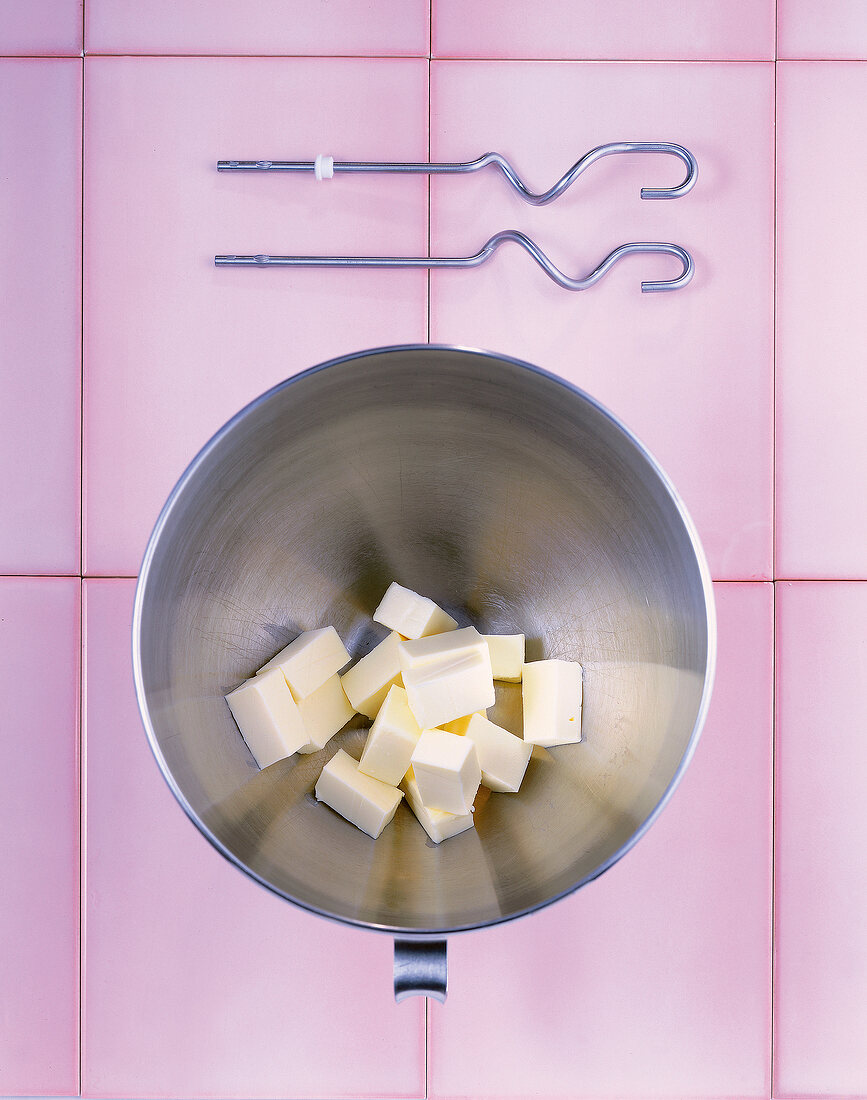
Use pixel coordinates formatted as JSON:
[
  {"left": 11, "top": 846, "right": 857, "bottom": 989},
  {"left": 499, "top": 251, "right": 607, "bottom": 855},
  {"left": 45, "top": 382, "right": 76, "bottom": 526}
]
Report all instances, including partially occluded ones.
[
  {"left": 215, "top": 234, "right": 694, "bottom": 293},
  {"left": 217, "top": 140, "right": 698, "bottom": 203}
]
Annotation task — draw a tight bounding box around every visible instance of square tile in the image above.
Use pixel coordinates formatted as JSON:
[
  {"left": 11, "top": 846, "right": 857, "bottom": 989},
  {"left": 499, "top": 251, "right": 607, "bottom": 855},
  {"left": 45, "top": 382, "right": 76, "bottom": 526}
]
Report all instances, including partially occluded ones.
[
  {"left": 85, "top": 0, "right": 429, "bottom": 56},
  {"left": 776, "top": 63, "right": 867, "bottom": 578},
  {"left": 428, "top": 582, "right": 772, "bottom": 1099},
  {"left": 774, "top": 581, "right": 867, "bottom": 1097},
  {"left": 430, "top": 62, "right": 774, "bottom": 581},
  {"left": 0, "top": 60, "right": 81, "bottom": 574},
  {"left": 83, "top": 579, "right": 425, "bottom": 1099},
  {"left": 0, "top": 578, "right": 80, "bottom": 1098},
  {"left": 434, "top": 0, "right": 775, "bottom": 60},
  {"left": 778, "top": 0, "right": 867, "bottom": 59},
  {"left": 0, "top": 0, "right": 82, "bottom": 55},
  {"left": 84, "top": 57, "right": 429, "bottom": 576}
]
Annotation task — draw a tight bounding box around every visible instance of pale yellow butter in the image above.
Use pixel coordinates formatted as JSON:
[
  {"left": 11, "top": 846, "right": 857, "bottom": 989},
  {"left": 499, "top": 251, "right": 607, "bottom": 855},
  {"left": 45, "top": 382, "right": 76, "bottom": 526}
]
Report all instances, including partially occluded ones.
[
  {"left": 257, "top": 625, "right": 351, "bottom": 699},
  {"left": 465, "top": 712, "right": 533, "bottom": 793},
  {"left": 225, "top": 667, "right": 308, "bottom": 768},
  {"left": 482, "top": 633, "right": 525, "bottom": 682},
  {"left": 400, "top": 766, "right": 474, "bottom": 844},
  {"left": 340, "top": 631, "right": 403, "bottom": 720},
  {"left": 398, "top": 625, "right": 487, "bottom": 671},
  {"left": 358, "top": 684, "right": 422, "bottom": 785},
  {"left": 373, "top": 581, "right": 458, "bottom": 640},
  {"left": 403, "top": 649, "right": 495, "bottom": 730},
  {"left": 315, "top": 748, "right": 403, "bottom": 839},
  {"left": 410, "top": 728, "right": 481, "bottom": 815},
  {"left": 522, "top": 659, "right": 583, "bottom": 746},
  {"left": 295, "top": 673, "right": 355, "bottom": 753}
]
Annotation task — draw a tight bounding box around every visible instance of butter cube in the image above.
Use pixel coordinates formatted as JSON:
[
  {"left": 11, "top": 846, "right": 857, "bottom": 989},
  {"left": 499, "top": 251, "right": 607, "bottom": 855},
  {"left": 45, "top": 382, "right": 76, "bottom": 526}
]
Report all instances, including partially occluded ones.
[
  {"left": 358, "top": 684, "right": 422, "bottom": 785},
  {"left": 257, "top": 626, "right": 351, "bottom": 699},
  {"left": 340, "top": 631, "right": 403, "bottom": 719},
  {"left": 483, "top": 633, "right": 525, "bottom": 682},
  {"left": 439, "top": 710, "right": 488, "bottom": 736},
  {"left": 315, "top": 748, "right": 403, "bottom": 839},
  {"left": 465, "top": 713, "right": 533, "bottom": 793},
  {"left": 400, "top": 766, "right": 474, "bottom": 844},
  {"left": 522, "top": 659, "right": 583, "bottom": 746},
  {"left": 410, "top": 728, "right": 481, "bottom": 815},
  {"left": 398, "top": 625, "right": 487, "bottom": 672},
  {"left": 296, "top": 673, "right": 355, "bottom": 753},
  {"left": 225, "top": 668, "right": 308, "bottom": 768},
  {"left": 403, "top": 649, "right": 495, "bottom": 730},
  {"left": 373, "top": 581, "right": 458, "bottom": 640}
]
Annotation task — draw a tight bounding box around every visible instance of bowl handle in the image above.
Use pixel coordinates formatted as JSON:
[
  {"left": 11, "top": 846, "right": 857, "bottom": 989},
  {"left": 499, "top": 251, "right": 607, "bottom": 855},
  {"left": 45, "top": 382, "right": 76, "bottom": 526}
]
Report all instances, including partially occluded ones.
[{"left": 394, "top": 938, "right": 448, "bottom": 1003}]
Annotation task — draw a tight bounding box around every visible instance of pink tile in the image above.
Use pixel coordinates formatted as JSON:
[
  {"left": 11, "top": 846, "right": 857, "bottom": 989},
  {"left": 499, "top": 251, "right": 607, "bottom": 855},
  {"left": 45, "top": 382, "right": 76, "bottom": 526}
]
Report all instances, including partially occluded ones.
[
  {"left": 428, "top": 582, "right": 772, "bottom": 1099},
  {"left": 774, "top": 581, "right": 867, "bottom": 1097},
  {"left": 0, "top": 0, "right": 82, "bottom": 55},
  {"left": 430, "top": 62, "right": 774, "bottom": 581},
  {"left": 83, "top": 579, "right": 424, "bottom": 1099},
  {"left": 86, "top": 0, "right": 428, "bottom": 56},
  {"left": 0, "top": 60, "right": 81, "bottom": 574},
  {"left": 434, "top": 0, "right": 774, "bottom": 60},
  {"left": 776, "top": 63, "right": 867, "bottom": 578},
  {"left": 84, "top": 57, "right": 428, "bottom": 576},
  {"left": 0, "top": 578, "right": 80, "bottom": 1097},
  {"left": 778, "top": 0, "right": 867, "bottom": 58}
]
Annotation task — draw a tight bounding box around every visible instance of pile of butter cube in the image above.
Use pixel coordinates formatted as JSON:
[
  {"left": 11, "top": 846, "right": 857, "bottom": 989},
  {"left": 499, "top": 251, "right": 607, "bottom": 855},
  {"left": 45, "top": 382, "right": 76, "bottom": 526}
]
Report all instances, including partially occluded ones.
[{"left": 225, "top": 582, "right": 583, "bottom": 844}]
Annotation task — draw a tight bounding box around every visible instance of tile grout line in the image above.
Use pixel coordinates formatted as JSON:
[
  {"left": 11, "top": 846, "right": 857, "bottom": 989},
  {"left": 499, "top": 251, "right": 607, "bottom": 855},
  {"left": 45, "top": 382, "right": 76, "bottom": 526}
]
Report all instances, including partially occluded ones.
[
  {"left": 7, "top": 52, "right": 867, "bottom": 62},
  {"left": 58, "top": 52, "right": 783, "bottom": 62},
  {"left": 78, "top": 13, "right": 85, "bottom": 1089},
  {"left": 771, "top": 7, "right": 778, "bottom": 591},
  {"left": 771, "top": 4, "right": 779, "bottom": 1096},
  {"left": 771, "top": 4, "right": 778, "bottom": 586},
  {"left": 402, "top": 54, "right": 779, "bottom": 64},
  {"left": 77, "top": 51, "right": 431, "bottom": 60},
  {"left": 426, "top": 0, "right": 432, "bottom": 347},
  {"left": 0, "top": 52, "right": 84, "bottom": 59},
  {"left": 425, "top": 7, "right": 433, "bottom": 1089},
  {"left": 77, "top": 576, "right": 86, "bottom": 1100},
  {"left": 426, "top": 5, "right": 432, "bottom": 1093},
  {"left": 79, "top": 0, "right": 85, "bottom": 584},
  {"left": 770, "top": 0, "right": 778, "bottom": 1091},
  {"left": 770, "top": 578, "right": 778, "bottom": 1100}
]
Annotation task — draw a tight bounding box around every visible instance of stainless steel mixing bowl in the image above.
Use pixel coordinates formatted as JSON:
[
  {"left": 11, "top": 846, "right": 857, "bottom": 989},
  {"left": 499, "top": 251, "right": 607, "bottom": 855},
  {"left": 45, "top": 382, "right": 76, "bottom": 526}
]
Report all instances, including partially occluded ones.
[{"left": 132, "top": 345, "right": 715, "bottom": 1000}]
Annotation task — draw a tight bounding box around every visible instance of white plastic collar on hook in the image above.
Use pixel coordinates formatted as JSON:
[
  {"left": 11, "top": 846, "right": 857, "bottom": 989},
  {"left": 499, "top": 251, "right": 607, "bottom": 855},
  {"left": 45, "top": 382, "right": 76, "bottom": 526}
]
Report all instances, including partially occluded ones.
[{"left": 314, "top": 154, "right": 334, "bottom": 180}]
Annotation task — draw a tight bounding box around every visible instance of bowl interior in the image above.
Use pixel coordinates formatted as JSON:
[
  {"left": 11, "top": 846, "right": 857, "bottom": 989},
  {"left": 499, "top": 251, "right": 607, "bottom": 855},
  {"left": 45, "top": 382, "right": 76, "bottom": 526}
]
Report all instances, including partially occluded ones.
[{"left": 134, "top": 346, "right": 713, "bottom": 934}]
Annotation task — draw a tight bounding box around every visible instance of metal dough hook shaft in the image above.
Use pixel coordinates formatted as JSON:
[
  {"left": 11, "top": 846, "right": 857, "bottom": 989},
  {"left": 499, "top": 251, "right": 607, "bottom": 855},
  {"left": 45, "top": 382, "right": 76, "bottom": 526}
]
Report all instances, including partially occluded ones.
[
  {"left": 217, "top": 141, "right": 697, "bottom": 203},
  {"left": 215, "top": 234, "right": 694, "bottom": 293}
]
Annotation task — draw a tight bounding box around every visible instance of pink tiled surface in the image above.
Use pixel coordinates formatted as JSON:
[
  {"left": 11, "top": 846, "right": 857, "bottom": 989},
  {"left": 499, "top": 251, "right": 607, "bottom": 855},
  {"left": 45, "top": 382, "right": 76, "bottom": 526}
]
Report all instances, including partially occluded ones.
[
  {"left": 8, "top": 7, "right": 867, "bottom": 1100},
  {"left": 0, "top": 0, "right": 82, "bottom": 55},
  {"left": 84, "top": 56, "right": 428, "bottom": 576},
  {"left": 0, "top": 59, "right": 81, "bottom": 574},
  {"left": 778, "top": 0, "right": 867, "bottom": 59},
  {"left": 0, "top": 578, "right": 80, "bottom": 1098},
  {"left": 85, "top": 0, "right": 429, "bottom": 56},
  {"left": 82, "top": 579, "right": 425, "bottom": 1099},
  {"left": 429, "top": 582, "right": 773, "bottom": 1100},
  {"left": 774, "top": 582, "right": 867, "bottom": 1098},
  {"left": 430, "top": 61, "right": 774, "bottom": 582},
  {"left": 776, "top": 62, "right": 867, "bottom": 579},
  {"left": 434, "top": 1, "right": 776, "bottom": 60}
]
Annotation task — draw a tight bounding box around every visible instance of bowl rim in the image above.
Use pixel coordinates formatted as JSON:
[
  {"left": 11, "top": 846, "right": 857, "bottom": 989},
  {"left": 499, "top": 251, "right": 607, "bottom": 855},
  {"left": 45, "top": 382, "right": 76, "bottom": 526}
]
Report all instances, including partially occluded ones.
[{"left": 131, "top": 342, "right": 717, "bottom": 937}]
